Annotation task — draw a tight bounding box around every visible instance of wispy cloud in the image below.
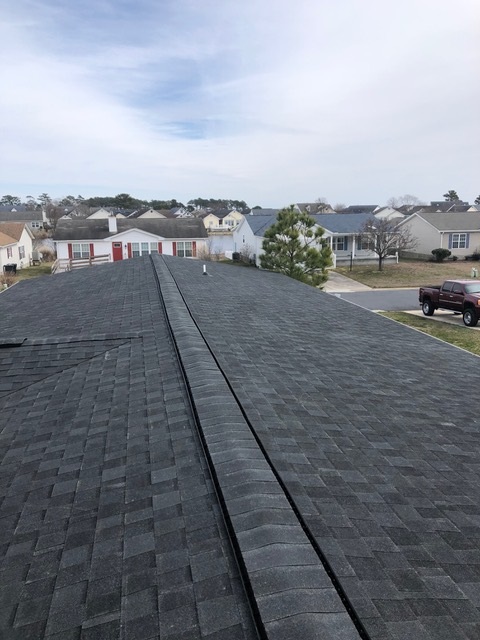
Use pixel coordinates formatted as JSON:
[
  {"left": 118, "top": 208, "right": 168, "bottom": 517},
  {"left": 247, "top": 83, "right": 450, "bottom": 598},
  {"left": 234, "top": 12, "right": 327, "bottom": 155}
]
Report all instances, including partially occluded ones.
[{"left": 1, "top": 0, "right": 479, "bottom": 205}]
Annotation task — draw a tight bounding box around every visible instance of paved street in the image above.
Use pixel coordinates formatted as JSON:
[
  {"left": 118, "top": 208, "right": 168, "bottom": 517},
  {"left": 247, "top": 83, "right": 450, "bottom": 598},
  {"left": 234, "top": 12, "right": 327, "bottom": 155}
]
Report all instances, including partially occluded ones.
[
  {"left": 325, "top": 271, "right": 419, "bottom": 311},
  {"left": 332, "top": 288, "right": 419, "bottom": 311}
]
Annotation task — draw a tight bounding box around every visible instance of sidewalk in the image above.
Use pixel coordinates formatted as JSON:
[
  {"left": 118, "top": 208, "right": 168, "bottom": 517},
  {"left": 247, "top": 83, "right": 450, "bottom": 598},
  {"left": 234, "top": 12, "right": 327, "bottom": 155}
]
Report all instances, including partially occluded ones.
[{"left": 323, "top": 270, "right": 372, "bottom": 293}]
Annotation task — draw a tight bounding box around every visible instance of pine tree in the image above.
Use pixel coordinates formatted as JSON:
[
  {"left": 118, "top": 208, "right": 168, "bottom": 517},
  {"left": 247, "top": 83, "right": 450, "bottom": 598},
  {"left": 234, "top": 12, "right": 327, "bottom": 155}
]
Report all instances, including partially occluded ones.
[
  {"left": 260, "top": 206, "right": 332, "bottom": 287},
  {"left": 443, "top": 190, "right": 459, "bottom": 201}
]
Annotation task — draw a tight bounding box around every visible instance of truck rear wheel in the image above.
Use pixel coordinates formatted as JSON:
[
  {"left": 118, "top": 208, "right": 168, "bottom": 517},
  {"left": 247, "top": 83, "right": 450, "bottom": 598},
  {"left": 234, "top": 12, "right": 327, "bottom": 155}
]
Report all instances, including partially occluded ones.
[
  {"left": 463, "top": 308, "right": 478, "bottom": 327},
  {"left": 422, "top": 300, "right": 434, "bottom": 316}
]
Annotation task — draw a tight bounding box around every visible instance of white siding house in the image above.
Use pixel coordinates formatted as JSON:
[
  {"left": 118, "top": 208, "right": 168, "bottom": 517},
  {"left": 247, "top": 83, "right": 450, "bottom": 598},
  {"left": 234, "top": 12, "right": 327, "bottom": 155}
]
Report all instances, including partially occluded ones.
[
  {"left": 233, "top": 213, "right": 378, "bottom": 267},
  {"left": 0, "top": 223, "right": 35, "bottom": 270},
  {"left": 53, "top": 218, "right": 208, "bottom": 268}
]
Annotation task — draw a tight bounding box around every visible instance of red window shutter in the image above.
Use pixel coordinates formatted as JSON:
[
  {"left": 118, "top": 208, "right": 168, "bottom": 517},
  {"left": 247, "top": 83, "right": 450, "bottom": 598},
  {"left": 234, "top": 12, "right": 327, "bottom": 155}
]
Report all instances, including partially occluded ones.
[
  {"left": 68, "top": 243, "right": 73, "bottom": 259},
  {"left": 192, "top": 241, "right": 197, "bottom": 257},
  {"left": 89, "top": 243, "right": 94, "bottom": 257},
  {"left": 158, "top": 242, "right": 162, "bottom": 254},
  {"left": 127, "top": 243, "right": 132, "bottom": 258},
  {"left": 172, "top": 242, "right": 177, "bottom": 256}
]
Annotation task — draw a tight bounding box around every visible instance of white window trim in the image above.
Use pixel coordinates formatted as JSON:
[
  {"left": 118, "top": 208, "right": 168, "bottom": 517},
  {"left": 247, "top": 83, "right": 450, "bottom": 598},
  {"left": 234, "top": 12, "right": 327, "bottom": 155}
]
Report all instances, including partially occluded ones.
[
  {"left": 452, "top": 233, "right": 467, "bottom": 249},
  {"left": 177, "top": 241, "right": 193, "bottom": 258},
  {"left": 72, "top": 243, "right": 90, "bottom": 259}
]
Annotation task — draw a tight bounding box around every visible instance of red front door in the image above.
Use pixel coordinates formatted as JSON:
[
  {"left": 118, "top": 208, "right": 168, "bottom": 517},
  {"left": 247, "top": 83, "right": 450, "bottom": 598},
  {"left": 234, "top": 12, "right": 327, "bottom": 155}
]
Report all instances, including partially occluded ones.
[{"left": 112, "top": 242, "right": 123, "bottom": 261}]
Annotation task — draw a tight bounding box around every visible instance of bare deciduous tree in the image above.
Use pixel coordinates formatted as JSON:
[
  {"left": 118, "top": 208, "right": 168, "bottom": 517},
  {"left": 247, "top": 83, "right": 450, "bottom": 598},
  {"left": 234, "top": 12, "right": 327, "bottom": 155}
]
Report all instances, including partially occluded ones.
[
  {"left": 44, "top": 203, "right": 65, "bottom": 232},
  {"left": 360, "top": 217, "right": 417, "bottom": 271},
  {"left": 240, "top": 243, "right": 254, "bottom": 264},
  {"left": 386, "top": 194, "right": 423, "bottom": 208},
  {"left": 197, "top": 237, "right": 223, "bottom": 261},
  {"left": 315, "top": 197, "right": 330, "bottom": 212}
]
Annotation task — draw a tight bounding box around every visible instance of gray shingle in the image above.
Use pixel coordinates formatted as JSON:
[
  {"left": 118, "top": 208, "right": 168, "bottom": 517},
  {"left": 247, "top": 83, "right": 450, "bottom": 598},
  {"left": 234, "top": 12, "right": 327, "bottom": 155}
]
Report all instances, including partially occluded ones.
[{"left": 6, "top": 252, "right": 480, "bottom": 639}]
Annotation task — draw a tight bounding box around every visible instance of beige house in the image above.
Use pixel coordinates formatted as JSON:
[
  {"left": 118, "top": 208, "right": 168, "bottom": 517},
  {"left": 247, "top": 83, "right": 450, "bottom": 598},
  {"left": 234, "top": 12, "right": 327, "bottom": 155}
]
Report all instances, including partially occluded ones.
[
  {"left": 86, "top": 208, "right": 122, "bottom": 219},
  {"left": 202, "top": 209, "right": 243, "bottom": 231},
  {"left": 399, "top": 211, "right": 480, "bottom": 257},
  {"left": 0, "top": 222, "right": 35, "bottom": 270},
  {"left": 127, "top": 208, "right": 169, "bottom": 219}
]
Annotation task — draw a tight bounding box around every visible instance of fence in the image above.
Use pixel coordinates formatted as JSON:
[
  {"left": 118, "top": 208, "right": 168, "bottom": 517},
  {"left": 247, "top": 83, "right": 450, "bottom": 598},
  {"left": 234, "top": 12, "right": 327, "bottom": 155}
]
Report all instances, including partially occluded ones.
[{"left": 51, "top": 254, "right": 110, "bottom": 274}]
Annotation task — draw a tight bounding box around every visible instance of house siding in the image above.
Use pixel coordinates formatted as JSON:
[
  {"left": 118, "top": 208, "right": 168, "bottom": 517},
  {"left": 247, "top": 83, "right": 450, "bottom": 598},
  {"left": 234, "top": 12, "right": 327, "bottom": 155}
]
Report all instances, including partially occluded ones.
[
  {"left": 404, "top": 215, "right": 480, "bottom": 256},
  {"left": 57, "top": 234, "right": 205, "bottom": 262},
  {"left": 0, "top": 226, "right": 34, "bottom": 269}
]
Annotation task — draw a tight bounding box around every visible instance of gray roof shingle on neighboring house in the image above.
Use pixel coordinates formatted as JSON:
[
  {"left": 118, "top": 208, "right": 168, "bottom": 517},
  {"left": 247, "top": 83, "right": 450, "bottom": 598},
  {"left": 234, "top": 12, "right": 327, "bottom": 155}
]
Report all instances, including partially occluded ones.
[
  {"left": 0, "top": 208, "right": 43, "bottom": 222},
  {"left": 311, "top": 213, "right": 373, "bottom": 233},
  {"left": 409, "top": 211, "right": 480, "bottom": 231},
  {"left": 338, "top": 205, "right": 379, "bottom": 214},
  {"left": 2, "top": 257, "right": 480, "bottom": 639},
  {"left": 53, "top": 217, "right": 208, "bottom": 240},
  {"left": 248, "top": 208, "right": 280, "bottom": 216},
  {"left": 244, "top": 213, "right": 373, "bottom": 237}
]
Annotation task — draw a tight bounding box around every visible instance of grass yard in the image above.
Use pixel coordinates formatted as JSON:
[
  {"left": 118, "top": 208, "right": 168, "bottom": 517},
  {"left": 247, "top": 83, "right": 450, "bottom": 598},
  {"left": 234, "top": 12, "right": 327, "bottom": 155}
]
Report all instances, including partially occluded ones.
[
  {"left": 336, "top": 260, "right": 479, "bottom": 288},
  {"left": 381, "top": 311, "right": 480, "bottom": 356},
  {"left": 15, "top": 263, "right": 54, "bottom": 280},
  {"left": 1, "top": 263, "right": 53, "bottom": 288}
]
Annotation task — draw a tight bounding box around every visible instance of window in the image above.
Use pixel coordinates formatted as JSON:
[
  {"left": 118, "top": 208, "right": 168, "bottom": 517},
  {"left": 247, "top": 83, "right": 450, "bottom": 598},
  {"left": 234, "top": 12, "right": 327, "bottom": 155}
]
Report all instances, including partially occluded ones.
[
  {"left": 31, "top": 221, "right": 41, "bottom": 229},
  {"left": 442, "top": 281, "right": 453, "bottom": 292},
  {"left": 7, "top": 247, "right": 13, "bottom": 258},
  {"left": 332, "top": 236, "right": 347, "bottom": 251},
  {"left": 451, "top": 233, "right": 467, "bottom": 249},
  {"left": 72, "top": 243, "right": 90, "bottom": 259},
  {"left": 131, "top": 242, "right": 157, "bottom": 257},
  {"left": 177, "top": 241, "right": 193, "bottom": 258},
  {"left": 19, "top": 246, "right": 25, "bottom": 259},
  {"left": 452, "top": 283, "right": 463, "bottom": 294},
  {"left": 356, "top": 237, "right": 371, "bottom": 251},
  {"left": 131, "top": 242, "right": 140, "bottom": 257}
]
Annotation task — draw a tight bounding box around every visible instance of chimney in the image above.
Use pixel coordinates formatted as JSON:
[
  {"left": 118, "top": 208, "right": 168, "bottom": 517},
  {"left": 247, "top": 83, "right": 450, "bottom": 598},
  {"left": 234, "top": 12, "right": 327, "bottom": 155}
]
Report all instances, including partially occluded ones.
[{"left": 108, "top": 216, "right": 117, "bottom": 233}]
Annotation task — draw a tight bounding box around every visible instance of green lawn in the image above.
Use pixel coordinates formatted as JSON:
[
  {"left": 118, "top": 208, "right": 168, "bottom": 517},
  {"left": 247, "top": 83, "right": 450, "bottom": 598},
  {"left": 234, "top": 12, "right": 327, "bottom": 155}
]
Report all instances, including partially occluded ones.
[
  {"left": 1, "top": 263, "right": 53, "bottom": 286},
  {"left": 336, "top": 260, "right": 478, "bottom": 288},
  {"left": 381, "top": 311, "right": 480, "bottom": 356},
  {"left": 15, "top": 263, "right": 54, "bottom": 280}
]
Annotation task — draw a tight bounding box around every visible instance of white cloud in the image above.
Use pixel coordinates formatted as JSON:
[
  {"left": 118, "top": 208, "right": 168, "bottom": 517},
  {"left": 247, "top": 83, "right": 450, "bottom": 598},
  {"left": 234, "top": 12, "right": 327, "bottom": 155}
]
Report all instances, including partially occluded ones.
[{"left": 1, "top": 0, "right": 479, "bottom": 206}]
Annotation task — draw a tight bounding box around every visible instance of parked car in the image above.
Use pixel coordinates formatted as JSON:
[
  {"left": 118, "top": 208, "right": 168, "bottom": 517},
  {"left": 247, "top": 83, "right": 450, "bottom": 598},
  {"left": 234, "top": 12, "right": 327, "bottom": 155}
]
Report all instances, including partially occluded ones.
[{"left": 419, "top": 280, "right": 480, "bottom": 326}]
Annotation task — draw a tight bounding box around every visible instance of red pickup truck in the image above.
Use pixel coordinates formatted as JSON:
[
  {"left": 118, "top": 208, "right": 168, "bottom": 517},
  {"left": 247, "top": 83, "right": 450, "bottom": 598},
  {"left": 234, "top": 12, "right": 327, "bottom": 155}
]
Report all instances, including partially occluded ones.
[{"left": 419, "top": 280, "right": 480, "bottom": 326}]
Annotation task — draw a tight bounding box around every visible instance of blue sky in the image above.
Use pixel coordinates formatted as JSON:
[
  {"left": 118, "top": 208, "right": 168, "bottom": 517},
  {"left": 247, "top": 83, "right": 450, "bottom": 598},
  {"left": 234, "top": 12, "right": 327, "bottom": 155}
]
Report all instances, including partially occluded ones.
[{"left": 1, "top": 0, "right": 479, "bottom": 207}]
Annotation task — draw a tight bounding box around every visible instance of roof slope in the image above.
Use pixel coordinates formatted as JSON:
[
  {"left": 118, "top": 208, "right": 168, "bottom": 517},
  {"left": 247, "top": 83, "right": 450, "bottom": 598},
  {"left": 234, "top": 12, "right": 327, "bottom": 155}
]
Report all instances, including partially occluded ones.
[
  {"left": 0, "top": 222, "right": 28, "bottom": 241},
  {"left": 0, "top": 209, "right": 42, "bottom": 222},
  {"left": 412, "top": 211, "right": 480, "bottom": 231},
  {"left": 0, "top": 231, "right": 16, "bottom": 247},
  {"left": 53, "top": 218, "right": 208, "bottom": 240},
  {"left": 244, "top": 213, "right": 373, "bottom": 237},
  {"left": 2, "top": 258, "right": 480, "bottom": 639}
]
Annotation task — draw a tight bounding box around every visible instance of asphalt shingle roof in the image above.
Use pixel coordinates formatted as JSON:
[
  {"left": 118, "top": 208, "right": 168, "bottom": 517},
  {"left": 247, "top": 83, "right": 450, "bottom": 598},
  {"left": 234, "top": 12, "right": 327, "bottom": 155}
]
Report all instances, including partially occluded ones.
[
  {"left": 411, "top": 211, "right": 480, "bottom": 231},
  {"left": 2, "top": 256, "right": 480, "bottom": 639},
  {"left": 0, "top": 222, "right": 29, "bottom": 242},
  {"left": 244, "top": 213, "right": 373, "bottom": 237},
  {"left": 0, "top": 210, "right": 43, "bottom": 222},
  {"left": 53, "top": 218, "right": 208, "bottom": 241}
]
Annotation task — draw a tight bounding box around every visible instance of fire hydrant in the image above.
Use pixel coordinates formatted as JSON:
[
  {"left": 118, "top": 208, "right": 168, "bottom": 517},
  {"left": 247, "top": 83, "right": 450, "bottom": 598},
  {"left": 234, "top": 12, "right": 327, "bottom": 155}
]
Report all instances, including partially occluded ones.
[{"left": 472, "top": 268, "right": 478, "bottom": 278}]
